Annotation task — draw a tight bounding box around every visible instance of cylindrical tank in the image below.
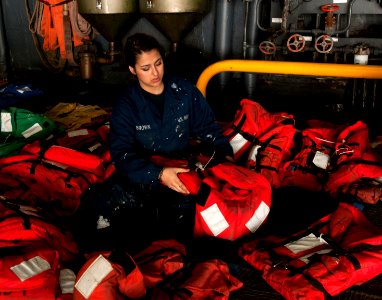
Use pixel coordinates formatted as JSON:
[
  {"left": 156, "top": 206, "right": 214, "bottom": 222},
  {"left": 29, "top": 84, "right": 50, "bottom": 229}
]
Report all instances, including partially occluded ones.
[
  {"left": 139, "top": 0, "right": 211, "bottom": 45},
  {"left": 77, "top": 0, "right": 139, "bottom": 43}
]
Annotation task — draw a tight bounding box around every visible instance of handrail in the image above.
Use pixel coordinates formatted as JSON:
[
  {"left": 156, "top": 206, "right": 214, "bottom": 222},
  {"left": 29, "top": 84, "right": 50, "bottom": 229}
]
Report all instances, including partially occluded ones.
[{"left": 196, "top": 59, "right": 382, "bottom": 96}]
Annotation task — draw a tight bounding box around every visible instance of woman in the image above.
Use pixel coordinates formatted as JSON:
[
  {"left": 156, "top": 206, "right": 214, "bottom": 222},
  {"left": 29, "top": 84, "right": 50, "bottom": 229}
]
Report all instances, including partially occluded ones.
[{"left": 109, "top": 33, "right": 233, "bottom": 245}]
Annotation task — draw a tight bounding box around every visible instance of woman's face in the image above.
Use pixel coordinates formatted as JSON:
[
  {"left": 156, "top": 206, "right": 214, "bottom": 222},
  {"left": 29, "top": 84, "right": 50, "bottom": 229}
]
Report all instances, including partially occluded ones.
[{"left": 129, "top": 49, "right": 164, "bottom": 95}]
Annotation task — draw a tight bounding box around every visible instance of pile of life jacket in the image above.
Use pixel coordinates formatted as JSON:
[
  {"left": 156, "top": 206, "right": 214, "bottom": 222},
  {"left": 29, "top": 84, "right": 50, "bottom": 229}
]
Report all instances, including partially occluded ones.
[
  {"left": 0, "top": 200, "right": 79, "bottom": 299},
  {"left": 0, "top": 104, "right": 115, "bottom": 216},
  {"left": 280, "top": 119, "right": 382, "bottom": 204},
  {"left": 239, "top": 202, "right": 382, "bottom": 300},
  {"left": 73, "top": 239, "right": 243, "bottom": 300},
  {"left": 224, "top": 99, "right": 382, "bottom": 204}
]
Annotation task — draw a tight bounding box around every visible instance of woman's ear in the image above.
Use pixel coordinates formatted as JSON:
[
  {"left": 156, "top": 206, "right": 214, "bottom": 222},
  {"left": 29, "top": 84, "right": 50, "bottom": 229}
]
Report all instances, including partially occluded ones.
[{"left": 129, "top": 66, "right": 136, "bottom": 75}]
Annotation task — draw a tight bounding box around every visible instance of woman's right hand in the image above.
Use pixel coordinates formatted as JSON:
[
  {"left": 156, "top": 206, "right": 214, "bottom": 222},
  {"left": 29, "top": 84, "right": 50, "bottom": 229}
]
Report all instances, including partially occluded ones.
[{"left": 159, "top": 167, "right": 190, "bottom": 194}]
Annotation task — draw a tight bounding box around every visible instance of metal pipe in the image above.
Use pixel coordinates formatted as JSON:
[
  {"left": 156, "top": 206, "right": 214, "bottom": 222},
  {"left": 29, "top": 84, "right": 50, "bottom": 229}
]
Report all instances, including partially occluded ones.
[
  {"left": 196, "top": 59, "right": 382, "bottom": 96},
  {"left": 214, "top": 0, "right": 234, "bottom": 87},
  {"left": 0, "top": 2, "right": 8, "bottom": 82},
  {"left": 243, "top": 0, "right": 258, "bottom": 98}
]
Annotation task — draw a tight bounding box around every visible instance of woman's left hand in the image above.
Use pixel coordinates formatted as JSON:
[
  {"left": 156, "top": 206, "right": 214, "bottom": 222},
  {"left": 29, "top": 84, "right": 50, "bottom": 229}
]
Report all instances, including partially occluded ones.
[{"left": 159, "top": 167, "right": 190, "bottom": 194}]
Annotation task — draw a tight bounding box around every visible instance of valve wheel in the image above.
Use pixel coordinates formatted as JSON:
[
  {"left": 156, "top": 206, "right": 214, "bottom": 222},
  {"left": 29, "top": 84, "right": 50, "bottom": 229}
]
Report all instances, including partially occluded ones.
[
  {"left": 315, "top": 35, "right": 334, "bottom": 53},
  {"left": 286, "top": 34, "right": 306, "bottom": 53},
  {"left": 259, "top": 41, "right": 277, "bottom": 55},
  {"left": 321, "top": 4, "right": 340, "bottom": 13}
]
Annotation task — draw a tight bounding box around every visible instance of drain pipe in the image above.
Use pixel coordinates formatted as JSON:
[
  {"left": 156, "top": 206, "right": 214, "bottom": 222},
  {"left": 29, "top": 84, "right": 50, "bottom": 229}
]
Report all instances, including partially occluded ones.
[
  {"left": 0, "top": 2, "right": 8, "bottom": 83},
  {"left": 214, "top": 0, "right": 234, "bottom": 89},
  {"left": 243, "top": 0, "right": 259, "bottom": 98}
]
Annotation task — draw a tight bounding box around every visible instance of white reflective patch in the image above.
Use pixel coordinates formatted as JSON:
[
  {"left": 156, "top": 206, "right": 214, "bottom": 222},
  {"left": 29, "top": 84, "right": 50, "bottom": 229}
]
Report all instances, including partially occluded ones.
[
  {"left": 230, "top": 133, "right": 248, "bottom": 155},
  {"left": 333, "top": 0, "right": 347, "bottom": 3},
  {"left": 10, "top": 256, "right": 51, "bottom": 282},
  {"left": 1, "top": 112, "right": 12, "bottom": 132},
  {"left": 299, "top": 249, "right": 332, "bottom": 264},
  {"left": 312, "top": 151, "right": 330, "bottom": 169},
  {"left": 22, "top": 123, "right": 43, "bottom": 138},
  {"left": 200, "top": 203, "right": 229, "bottom": 236},
  {"left": 88, "top": 143, "right": 102, "bottom": 152},
  {"left": 59, "top": 269, "right": 76, "bottom": 294},
  {"left": 75, "top": 254, "right": 113, "bottom": 299},
  {"left": 285, "top": 233, "right": 328, "bottom": 254},
  {"left": 68, "top": 129, "right": 89, "bottom": 137},
  {"left": 245, "top": 201, "right": 270, "bottom": 233},
  {"left": 247, "top": 144, "right": 262, "bottom": 163}
]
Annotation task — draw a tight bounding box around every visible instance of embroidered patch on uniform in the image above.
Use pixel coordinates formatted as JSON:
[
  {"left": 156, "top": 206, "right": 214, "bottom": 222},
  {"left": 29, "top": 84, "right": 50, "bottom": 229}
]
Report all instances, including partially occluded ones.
[
  {"left": 10, "top": 256, "right": 51, "bottom": 281},
  {"left": 75, "top": 254, "right": 113, "bottom": 299},
  {"left": 200, "top": 203, "right": 229, "bottom": 236},
  {"left": 1, "top": 112, "right": 12, "bottom": 132},
  {"left": 245, "top": 201, "right": 270, "bottom": 233},
  {"left": 22, "top": 123, "right": 43, "bottom": 138}
]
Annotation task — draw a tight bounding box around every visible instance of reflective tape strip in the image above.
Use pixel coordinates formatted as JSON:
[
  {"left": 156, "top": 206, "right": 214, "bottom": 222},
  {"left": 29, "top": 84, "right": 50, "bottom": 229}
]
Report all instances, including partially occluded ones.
[
  {"left": 68, "top": 129, "right": 89, "bottom": 137},
  {"left": 230, "top": 133, "right": 248, "bottom": 155},
  {"left": 200, "top": 203, "right": 229, "bottom": 236},
  {"left": 22, "top": 123, "right": 43, "bottom": 138},
  {"left": 10, "top": 256, "right": 51, "bottom": 282},
  {"left": 285, "top": 233, "right": 328, "bottom": 254},
  {"left": 1, "top": 112, "right": 12, "bottom": 132},
  {"left": 88, "top": 143, "right": 102, "bottom": 152},
  {"left": 59, "top": 268, "right": 76, "bottom": 294},
  {"left": 247, "top": 144, "right": 262, "bottom": 163},
  {"left": 75, "top": 255, "right": 113, "bottom": 299},
  {"left": 245, "top": 201, "right": 270, "bottom": 233}
]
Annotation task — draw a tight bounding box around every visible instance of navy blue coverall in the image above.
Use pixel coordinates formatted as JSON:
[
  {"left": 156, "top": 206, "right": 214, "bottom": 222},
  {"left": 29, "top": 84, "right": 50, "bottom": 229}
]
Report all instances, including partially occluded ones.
[{"left": 109, "top": 75, "right": 233, "bottom": 187}]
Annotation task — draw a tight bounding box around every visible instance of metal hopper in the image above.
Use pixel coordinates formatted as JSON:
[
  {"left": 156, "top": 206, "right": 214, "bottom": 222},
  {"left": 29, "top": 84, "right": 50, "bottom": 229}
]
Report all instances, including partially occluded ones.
[{"left": 139, "top": 0, "right": 211, "bottom": 52}]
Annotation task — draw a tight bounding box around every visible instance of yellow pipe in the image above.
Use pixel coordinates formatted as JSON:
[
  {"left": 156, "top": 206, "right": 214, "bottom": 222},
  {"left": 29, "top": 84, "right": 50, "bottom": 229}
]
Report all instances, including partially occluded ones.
[{"left": 196, "top": 59, "right": 382, "bottom": 96}]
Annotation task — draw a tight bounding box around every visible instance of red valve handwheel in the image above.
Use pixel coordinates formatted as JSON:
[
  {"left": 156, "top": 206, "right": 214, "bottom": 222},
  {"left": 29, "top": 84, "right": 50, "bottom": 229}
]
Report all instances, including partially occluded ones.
[
  {"left": 286, "top": 34, "right": 306, "bottom": 53},
  {"left": 321, "top": 4, "right": 340, "bottom": 12},
  {"left": 259, "top": 41, "right": 277, "bottom": 55},
  {"left": 315, "top": 35, "right": 334, "bottom": 53}
]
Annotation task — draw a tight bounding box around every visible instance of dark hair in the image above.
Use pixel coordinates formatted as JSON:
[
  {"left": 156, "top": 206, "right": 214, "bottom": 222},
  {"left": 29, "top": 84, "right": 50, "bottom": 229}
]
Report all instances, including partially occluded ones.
[{"left": 124, "top": 33, "right": 165, "bottom": 68}]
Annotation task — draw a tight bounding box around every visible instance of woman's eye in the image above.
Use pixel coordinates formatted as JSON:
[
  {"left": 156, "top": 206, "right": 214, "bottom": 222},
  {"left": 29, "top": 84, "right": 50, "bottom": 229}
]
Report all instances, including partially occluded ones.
[{"left": 142, "top": 67, "right": 149, "bottom": 71}]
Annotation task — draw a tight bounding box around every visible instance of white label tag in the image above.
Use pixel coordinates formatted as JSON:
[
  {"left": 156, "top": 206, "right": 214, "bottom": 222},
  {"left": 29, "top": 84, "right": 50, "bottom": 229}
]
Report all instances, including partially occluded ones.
[
  {"left": 1, "top": 112, "right": 12, "bottom": 132},
  {"left": 68, "top": 129, "right": 89, "bottom": 137},
  {"left": 11, "top": 256, "right": 51, "bottom": 282},
  {"left": 333, "top": 0, "right": 347, "bottom": 3},
  {"left": 312, "top": 151, "right": 330, "bottom": 169},
  {"left": 75, "top": 255, "right": 113, "bottom": 299},
  {"left": 285, "top": 233, "right": 328, "bottom": 254},
  {"left": 22, "top": 123, "right": 43, "bottom": 138},
  {"left": 200, "top": 203, "right": 229, "bottom": 237}
]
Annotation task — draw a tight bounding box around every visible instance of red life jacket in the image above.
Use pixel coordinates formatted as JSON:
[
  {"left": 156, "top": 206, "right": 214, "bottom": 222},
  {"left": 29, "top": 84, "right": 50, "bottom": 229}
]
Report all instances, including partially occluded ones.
[
  {"left": 0, "top": 159, "right": 88, "bottom": 216},
  {"left": 0, "top": 246, "right": 60, "bottom": 299},
  {"left": 325, "top": 152, "right": 382, "bottom": 202},
  {"left": 223, "top": 99, "right": 295, "bottom": 160},
  {"left": 73, "top": 250, "right": 146, "bottom": 300},
  {"left": 150, "top": 259, "right": 243, "bottom": 300},
  {"left": 239, "top": 202, "right": 382, "bottom": 300},
  {"left": 0, "top": 201, "right": 79, "bottom": 263},
  {"left": 179, "top": 162, "right": 272, "bottom": 241},
  {"left": 133, "top": 239, "right": 187, "bottom": 288}
]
